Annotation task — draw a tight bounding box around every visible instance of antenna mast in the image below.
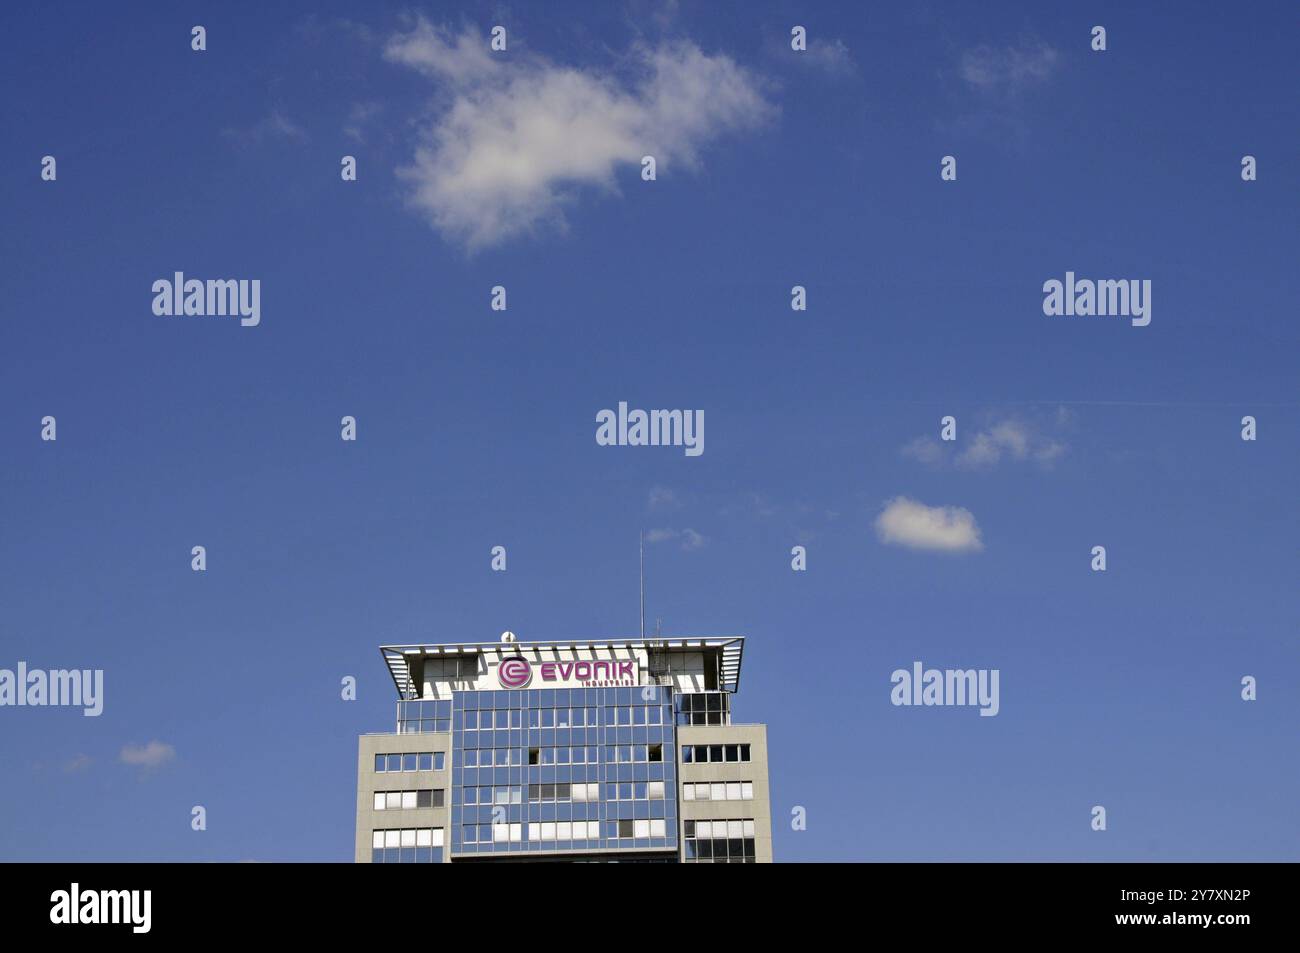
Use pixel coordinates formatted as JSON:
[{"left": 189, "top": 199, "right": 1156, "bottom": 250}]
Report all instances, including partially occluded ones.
[{"left": 639, "top": 531, "right": 645, "bottom": 639}]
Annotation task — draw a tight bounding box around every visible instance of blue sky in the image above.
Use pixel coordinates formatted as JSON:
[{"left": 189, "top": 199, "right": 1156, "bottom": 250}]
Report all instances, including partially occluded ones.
[{"left": 1, "top": 0, "right": 1297, "bottom": 861}]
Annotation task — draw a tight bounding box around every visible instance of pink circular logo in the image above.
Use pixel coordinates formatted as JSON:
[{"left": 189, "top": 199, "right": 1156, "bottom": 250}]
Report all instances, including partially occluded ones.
[{"left": 499, "top": 657, "right": 531, "bottom": 689}]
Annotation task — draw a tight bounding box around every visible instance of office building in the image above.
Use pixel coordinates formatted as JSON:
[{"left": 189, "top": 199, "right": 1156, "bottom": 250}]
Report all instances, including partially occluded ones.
[{"left": 355, "top": 635, "right": 772, "bottom": 862}]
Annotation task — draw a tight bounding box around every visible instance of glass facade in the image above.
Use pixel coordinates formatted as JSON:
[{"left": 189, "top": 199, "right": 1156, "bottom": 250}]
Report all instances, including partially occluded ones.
[
  {"left": 674, "top": 690, "right": 731, "bottom": 726},
  {"left": 396, "top": 699, "right": 452, "bottom": 734},
  {"left": 447, "top": 686, "right": 677, "bottom": 855}
]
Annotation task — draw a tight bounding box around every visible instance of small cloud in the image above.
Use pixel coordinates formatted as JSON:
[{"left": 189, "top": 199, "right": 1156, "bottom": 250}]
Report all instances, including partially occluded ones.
[
  {"left": 119, "top": 741, "right": 176, "bottom": 769},
  {"left": 384, "top": 19, "right": 774, "bottom": 250},
  {"left": 681, "top": 529, "right": 708, "bottom": 551},
  {"left": 63, "top": 754, "right": 92, "bottom": 774},
  {"left": 900, "top": 416, "right": 1067, "bottom": 471},
  {"left": 343, "top": 101, "right": 384, "bottom": 143},
  {"left": 900, "top": 435, "right": 945, "bottom": 466},
  {"left": 875, "top": 497, "right": 983, "bottom": 553},
  {"left": 223, "top": 109, "right": 308, "bottom": 147},
  {"left": 645, "top": 527, "right": 708, "bottom": 550},
  {"left": 647, "top": 485, "right": 680, "bottom": 510},
  {"left": 959, "top": 38, "right": 1058, "bottom": 94},
  {"left": 804, "top": 37, "right": 855, "bottom": 76}
]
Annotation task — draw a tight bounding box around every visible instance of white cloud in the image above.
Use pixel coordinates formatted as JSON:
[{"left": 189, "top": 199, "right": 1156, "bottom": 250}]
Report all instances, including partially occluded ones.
[
  {"left": 647, "top": 485, "right": 679, "bottom": 509},
  {"left": 900, "top": 435, "right": 945, "bottom": 466},
  {"left": 119, "top": 741, "right": 176, "bottom": 769},
  {"left": 223, "top": 109, "right": 308, "bottom": 147},
  {"left": 804, "top": 38, "right": 855, "bottom": 76},
  {"left": 901, "top": 416, "right": 1067, "bottom": 471},
  {"left": 645, "top": 527, "right": 708, "bottom": 550},
  {"left": 385, "top": 20, "right": 774, "bottom": 249},
  {"left": 681, "top": 528, "right": 708, "bottom": 551},
  {"left": 874, "top": 497, "right": 983, "bottom": 553},
  {"left": 957, "top": 420, "right": 1064, "bottom": 469},
  {"left": 960, "top": 39, "right": 1058, "bottom": 93},
  {"left": 63, "top": 754, "right": 92, "bottom": 774}
]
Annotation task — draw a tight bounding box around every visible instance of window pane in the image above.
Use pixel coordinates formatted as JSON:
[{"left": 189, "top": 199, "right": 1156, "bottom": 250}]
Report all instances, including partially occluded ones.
[{"left": 373, "top": 793, "right": 385, "bottom": 811}]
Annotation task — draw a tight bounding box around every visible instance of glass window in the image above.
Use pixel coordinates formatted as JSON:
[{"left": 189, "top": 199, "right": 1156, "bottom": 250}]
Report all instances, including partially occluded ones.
[
  {"left": 387, "top": 754, "right": 402, "bottom": 772},
  {"left": 650, "top": 819, "right": 666, "bottom": 837},
  {"left": 386, "top": 792, "right": 402, "bottom": 810},
  {"left": 417, "top": 790, "right": 432, "bottom": 809},
  {"left": 682, "top": 784, "right": 695, "bottom": 801},
  {"left": 648, "top": 781, "right": 665, "bottom": 799},
  {"left": 374, "top": 754, "right": 386, "bottom": 772},
  {"left": 418, "top": 752, "right": 432, "bottom": 771},
  {"left": 740, "top": 744, "right": 751, "bottom": 762},
  {"left": 373, "top": 792, "right": 385, "bottom": 811},
  {"left": 742, "top": 782, "right": 754, "bottom": 800},
  {"left": 402, "top": 791, "right": 417, "bottom": 810},
  {"left": 372, "top": 831, "right": 383, "bottom": 849},
  {"left": 403, "top": 754, "right": 417, "bottom": 772},
  {"left": 617, "top": 819, "right": 634, "bottom": 838}
]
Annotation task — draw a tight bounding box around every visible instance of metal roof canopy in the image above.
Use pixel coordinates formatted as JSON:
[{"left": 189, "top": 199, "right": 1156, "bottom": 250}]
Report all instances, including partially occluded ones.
[{"left": 380, "top": 636, "right": 746, "bottom": 700}]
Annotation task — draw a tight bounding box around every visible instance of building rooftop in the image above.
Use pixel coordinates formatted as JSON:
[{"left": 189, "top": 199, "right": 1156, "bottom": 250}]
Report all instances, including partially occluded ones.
[{"left": 380, "top": 636, "right": 746, "bottom": 699}]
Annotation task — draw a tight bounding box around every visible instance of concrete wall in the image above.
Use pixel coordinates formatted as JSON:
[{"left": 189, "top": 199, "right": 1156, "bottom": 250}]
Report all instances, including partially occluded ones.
[
  {"left": 676, "top": 724, "right": 773, "bottom": 863},
  {"left": 355, "top": 732, "right": 452, "bottom": 863}
]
